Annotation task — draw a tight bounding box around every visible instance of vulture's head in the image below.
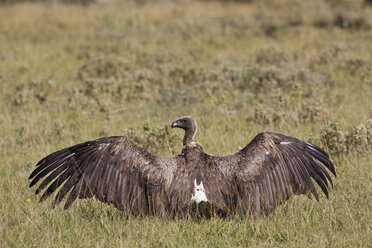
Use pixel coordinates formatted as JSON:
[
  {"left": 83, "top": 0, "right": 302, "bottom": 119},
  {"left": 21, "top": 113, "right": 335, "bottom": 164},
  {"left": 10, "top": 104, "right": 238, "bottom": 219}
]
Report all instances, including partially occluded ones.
[{"left": 171, "top": 116, "right": 198, "bottom": 143}]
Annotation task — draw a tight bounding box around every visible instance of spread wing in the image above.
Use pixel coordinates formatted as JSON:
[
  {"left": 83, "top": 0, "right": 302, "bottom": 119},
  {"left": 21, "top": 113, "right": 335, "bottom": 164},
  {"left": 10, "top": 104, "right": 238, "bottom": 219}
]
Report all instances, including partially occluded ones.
[
  {"left": 204, "top": 132, "right": 336, "bottom": 216},
  {"left": 29, "top": 136, "right": 189, "bottom": 215}
]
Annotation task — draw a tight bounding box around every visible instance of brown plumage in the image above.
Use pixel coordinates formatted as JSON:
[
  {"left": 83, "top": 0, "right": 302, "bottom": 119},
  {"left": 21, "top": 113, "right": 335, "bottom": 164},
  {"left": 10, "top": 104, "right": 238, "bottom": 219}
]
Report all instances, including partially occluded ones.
[{"left": 29, "top": 116, "right": 336, "bottom": 217}]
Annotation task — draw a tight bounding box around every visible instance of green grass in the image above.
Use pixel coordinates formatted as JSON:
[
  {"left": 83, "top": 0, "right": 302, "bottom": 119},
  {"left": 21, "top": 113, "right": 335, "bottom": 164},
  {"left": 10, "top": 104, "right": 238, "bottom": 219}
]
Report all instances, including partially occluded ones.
[{"left": 0, "top": 0, "right": 372, "bottom": 247}]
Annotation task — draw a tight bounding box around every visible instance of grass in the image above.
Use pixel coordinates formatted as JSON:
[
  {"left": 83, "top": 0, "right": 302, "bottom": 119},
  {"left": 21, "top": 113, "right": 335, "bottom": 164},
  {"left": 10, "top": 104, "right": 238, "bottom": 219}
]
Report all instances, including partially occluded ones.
[{"left": 0, "top": 0, "right": 371, "bottom": 247}]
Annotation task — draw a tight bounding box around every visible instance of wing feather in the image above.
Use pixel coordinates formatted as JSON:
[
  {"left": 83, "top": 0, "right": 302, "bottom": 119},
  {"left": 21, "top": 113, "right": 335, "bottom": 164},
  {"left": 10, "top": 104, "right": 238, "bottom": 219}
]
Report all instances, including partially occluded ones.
[
  {"left": 30, "top": 154, "right": 73, "bottom": 187},
  {"left": 39, "top": 165, "right": 76, "bottom": 202},
  {"left": 207, "top": 132, "right": 336, "bottom": 215},
  {"left": 29, "top": 136, "right": 184, "bottom": 215},
  {"left": 64, "top": 179, "right": 82, "bottom": 210}
]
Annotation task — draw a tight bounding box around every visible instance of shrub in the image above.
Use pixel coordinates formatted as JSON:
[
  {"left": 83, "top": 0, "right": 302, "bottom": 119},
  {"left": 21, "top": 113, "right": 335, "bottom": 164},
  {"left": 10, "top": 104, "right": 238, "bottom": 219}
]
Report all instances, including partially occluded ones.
[
  {"left": 346, "top": 119, "right": 372, "bottom": 153},
  {"left": 122, "top": 123, "right": 181, "bottom": 155},
  {"left": 319, "top": 121, "right": 347, "bottom": 156},
  {"left": 314, "top": 119, "right": 372, "bottom": 156}
]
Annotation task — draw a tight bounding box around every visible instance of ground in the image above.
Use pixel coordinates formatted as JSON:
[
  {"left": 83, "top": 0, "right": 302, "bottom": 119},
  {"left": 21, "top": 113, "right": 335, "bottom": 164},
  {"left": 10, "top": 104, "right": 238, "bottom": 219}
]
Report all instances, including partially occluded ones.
[{"left": 0, "top": 0, "right": 371, "bottom": 247}]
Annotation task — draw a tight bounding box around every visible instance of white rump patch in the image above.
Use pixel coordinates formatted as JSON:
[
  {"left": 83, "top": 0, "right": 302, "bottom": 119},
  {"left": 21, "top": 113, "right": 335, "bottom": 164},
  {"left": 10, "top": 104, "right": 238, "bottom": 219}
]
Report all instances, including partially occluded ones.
[
  {"left": 190, "top": 179, "right": 208, "bottom": 203},
  {"left": 265, "top": 151, "right": 270, "bottom": 155},
  {"left": 144, "top": 161, "right": 149, "bottom": 165},
  {"left": 280, "top": 141, "right": 291, "bottom": 145}
]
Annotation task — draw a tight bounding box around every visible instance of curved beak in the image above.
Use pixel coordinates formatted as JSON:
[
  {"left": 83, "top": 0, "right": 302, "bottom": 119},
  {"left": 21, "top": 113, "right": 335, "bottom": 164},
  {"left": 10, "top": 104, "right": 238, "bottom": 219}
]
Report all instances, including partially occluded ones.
[{"left": 171, "top": 121, "right": 178, "bottom": 128}]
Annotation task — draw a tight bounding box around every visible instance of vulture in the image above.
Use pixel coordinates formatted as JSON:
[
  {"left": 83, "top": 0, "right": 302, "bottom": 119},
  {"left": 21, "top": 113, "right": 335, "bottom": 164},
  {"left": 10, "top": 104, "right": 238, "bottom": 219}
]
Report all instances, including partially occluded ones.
[{"left": 29, "top": 116, "right": 336, "bottom": 217}]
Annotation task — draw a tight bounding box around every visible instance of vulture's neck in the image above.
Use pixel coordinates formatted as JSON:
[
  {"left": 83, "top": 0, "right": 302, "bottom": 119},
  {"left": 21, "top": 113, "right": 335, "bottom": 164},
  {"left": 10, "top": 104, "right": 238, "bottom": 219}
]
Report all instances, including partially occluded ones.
[{"left": 183, "top": 126, "right": 197, "bottom": 146}]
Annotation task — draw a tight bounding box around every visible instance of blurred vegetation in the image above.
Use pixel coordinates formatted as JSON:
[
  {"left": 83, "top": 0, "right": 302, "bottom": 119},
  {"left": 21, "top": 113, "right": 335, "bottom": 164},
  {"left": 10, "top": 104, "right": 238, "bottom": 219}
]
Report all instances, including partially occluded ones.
[
  {"left": 0, "top": 0, "right": 371, "bottom": 247},
  {"left": 0, "top": 0, "right": 95, "bottom": 4}
]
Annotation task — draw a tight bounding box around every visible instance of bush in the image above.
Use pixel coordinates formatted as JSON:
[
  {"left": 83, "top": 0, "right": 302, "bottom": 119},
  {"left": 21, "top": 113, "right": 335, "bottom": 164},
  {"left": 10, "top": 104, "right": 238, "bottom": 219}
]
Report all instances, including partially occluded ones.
[
  {"left": 122, "top": 123, "right": 181, "bottom": 155},
  {"left": 319, "top": 121, "right": 347, "bottom": 156},
  {"left": 314, "top": 119, "right": 372, "bottom": 156},
  {"left": 346, "top": 119, "right": 372, "bottom": 153}
]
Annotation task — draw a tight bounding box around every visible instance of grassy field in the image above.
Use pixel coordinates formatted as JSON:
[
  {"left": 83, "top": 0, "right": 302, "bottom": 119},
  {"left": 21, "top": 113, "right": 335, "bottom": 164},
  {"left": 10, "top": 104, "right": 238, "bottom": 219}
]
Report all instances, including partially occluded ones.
[{"left": 0, "top": 0, "right": 371, "bottom": 247}]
